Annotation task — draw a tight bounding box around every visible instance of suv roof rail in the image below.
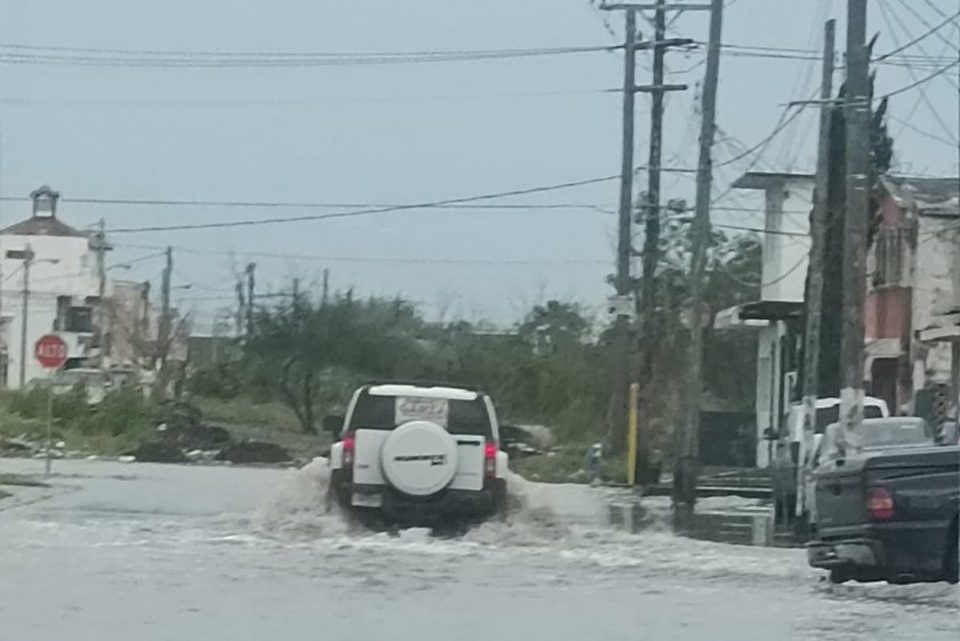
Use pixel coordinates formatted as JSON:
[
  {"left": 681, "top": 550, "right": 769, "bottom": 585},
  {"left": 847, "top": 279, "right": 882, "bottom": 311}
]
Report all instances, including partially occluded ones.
[{"left": 361, "top": 379, "right": 485, "bottom": 394}]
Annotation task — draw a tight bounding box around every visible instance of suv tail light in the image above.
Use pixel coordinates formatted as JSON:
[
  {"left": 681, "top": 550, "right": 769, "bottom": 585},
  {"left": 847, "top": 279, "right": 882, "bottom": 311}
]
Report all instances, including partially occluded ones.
[
  {"left": 484, "top": 441, "right": 498, "bottom": 478},
  {"left": 866, "top": 487, "right": 894, "bottom": 521},
  {"left": 342, "top": 431, "right": 356, "bottom": 469}
]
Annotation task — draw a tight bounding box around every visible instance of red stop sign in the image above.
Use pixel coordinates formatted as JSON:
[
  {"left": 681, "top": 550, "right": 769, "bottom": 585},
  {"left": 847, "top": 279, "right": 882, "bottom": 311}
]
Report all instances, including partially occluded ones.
[{"left": 35, "top": 334, "right": 68, "bottom": 369}]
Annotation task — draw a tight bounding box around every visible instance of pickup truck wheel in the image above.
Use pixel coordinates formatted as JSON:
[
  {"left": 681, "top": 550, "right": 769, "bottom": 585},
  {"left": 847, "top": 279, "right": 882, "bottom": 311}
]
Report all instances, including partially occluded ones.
[
  {"left": 944, "top": 518, "right": 958, "bottom": 584},
  {"left": 828, "top": 568, "right": 849, "bottom": 584}
]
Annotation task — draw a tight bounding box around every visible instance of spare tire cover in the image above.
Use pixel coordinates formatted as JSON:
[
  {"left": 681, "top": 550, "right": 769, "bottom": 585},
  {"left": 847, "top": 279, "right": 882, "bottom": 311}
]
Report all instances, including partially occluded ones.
[{"left": 380, "top": 421, "right": 458, "bottom": 496}]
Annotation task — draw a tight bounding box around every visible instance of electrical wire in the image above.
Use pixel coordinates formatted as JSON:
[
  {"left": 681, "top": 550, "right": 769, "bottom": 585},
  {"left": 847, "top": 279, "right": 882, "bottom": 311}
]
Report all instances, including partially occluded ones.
[
  {"left": 0, "top": 44, "right": 619, "bottom": 68},
  {"left": 102, "top": 176, "right": 622, "bottom": 233},
  {"left": 114, "top": 242, "right": 611, "bottom": 266},
  {"left": 874, "top": 58, "right": 960, "bottom": 101},
  {"left": 878, "top": 0, "right": 960, "bottom": 144},
  {"left": 874, "top": 7, "right": 960, "bottom": 62}
]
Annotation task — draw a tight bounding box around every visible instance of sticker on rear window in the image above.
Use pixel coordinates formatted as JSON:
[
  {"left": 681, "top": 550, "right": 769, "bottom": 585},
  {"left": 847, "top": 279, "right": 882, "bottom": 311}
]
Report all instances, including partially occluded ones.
[{"left": 395, "top": 396, "right": 449, "bottom": 427}]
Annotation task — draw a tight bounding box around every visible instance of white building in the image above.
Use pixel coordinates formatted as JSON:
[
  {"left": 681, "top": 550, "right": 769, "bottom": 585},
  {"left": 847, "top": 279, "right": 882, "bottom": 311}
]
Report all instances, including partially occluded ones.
[
  {"left": 0, "top": 186, "right": 105, "bottom": 388},
  {"left": 714, "top": 172, "right": 814, "bottom": 467}
]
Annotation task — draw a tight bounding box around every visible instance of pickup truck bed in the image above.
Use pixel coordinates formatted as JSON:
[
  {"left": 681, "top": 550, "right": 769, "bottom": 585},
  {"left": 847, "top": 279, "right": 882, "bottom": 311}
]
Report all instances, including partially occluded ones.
[{"left": 807, "top": 446, "right": 959, "bottom": 584}]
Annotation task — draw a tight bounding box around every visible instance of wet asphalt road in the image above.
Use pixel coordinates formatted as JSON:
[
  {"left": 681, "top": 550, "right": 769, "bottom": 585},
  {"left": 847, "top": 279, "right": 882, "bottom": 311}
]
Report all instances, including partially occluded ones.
[{"left": 0, "top": 459, "right": 956, "bottom": 641}]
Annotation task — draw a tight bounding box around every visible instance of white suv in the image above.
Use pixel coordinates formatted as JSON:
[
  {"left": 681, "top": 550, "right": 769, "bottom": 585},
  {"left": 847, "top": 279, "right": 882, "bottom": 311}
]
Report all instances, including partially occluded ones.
[{"left": 326, "top": 382, "right": 509, "bottom": 526}]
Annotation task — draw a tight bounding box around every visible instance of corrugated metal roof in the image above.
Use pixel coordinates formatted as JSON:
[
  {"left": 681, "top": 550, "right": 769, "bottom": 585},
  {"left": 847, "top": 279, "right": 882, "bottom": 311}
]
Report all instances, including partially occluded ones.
[
  {"left": 882, "top": 175, "right": 959, "bottom": 217},
  {"left": 0, "top": 214, "right": 85, "bottom": 238}
]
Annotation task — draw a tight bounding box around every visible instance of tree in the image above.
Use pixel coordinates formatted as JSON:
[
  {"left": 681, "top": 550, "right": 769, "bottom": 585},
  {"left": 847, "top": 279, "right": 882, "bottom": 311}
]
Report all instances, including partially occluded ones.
[{"left": 244, "top": 296, "right": 422, "bottom": 433}]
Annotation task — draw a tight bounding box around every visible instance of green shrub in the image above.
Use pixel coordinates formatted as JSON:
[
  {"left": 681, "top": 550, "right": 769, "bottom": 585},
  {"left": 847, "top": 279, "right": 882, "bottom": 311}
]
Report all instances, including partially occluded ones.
[
  {"left": 79, "top": 387, "right": 155, "bottom": 436},
  {"left": 188, "top": 365, "right": 240, "bottom": 400}
]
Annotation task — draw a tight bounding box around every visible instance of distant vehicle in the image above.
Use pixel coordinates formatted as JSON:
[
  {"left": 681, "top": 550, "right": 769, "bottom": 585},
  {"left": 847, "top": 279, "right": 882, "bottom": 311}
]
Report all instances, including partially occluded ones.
[
  {"left": 326, "top": 382, "right": 509, "bottom": 527},
  {"left": 770, "top": 396, "right": 889, "bottom": 524},
  {"left": 807, "top": 444, "right": 959, "bottom": 584},
  {"left": 26, "top": 368, "right": 141, "bottom": 406}
]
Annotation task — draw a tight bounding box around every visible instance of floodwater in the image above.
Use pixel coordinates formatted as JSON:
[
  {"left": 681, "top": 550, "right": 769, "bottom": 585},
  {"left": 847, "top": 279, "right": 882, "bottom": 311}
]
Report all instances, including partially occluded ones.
[{"left": 0, "top": 459, "right": 956, "bottom": 641}]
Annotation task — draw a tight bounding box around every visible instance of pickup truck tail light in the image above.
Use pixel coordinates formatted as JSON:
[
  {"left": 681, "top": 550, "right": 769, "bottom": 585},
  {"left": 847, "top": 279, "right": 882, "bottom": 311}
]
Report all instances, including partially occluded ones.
[
  {"left": 866, "top": 487, "right": 894, "bottom": 521},
  {"left": 342, "top": 431, "right": 356, "bottom": 469},
  {"left": 484, "top": 441, "right": 498, "bottom": 478}
]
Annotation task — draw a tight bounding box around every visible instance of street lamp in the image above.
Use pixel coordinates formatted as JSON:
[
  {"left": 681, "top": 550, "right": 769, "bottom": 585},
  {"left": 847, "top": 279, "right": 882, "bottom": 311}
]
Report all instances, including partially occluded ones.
[{"left": 6, "top": 245, "right": 60, "bottom": 388}]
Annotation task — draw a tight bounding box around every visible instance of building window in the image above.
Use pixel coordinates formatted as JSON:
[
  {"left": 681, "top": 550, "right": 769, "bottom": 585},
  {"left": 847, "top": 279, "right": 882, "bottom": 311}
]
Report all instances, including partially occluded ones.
[
  {"left": 873, "top": 227, "right": 905, "bottom": 288},
  {"left": 64, "top": 307, "right": 93, "bottom": 333}
]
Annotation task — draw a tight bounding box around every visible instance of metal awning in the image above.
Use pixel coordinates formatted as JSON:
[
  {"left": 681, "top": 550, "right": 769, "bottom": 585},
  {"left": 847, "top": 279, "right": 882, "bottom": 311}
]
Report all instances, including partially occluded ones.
[
  {"left": 919, "top": 325, "right": 960, "bottom": 343},
  {"left": 918, "top": 312, "right": 960, "bottom": 343},
  {"left": 714, "top": 300, "right": 803, "bottom": 330}
]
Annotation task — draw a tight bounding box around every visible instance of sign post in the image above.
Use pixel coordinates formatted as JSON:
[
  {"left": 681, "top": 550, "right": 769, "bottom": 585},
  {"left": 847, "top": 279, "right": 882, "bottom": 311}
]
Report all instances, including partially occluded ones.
[
  {"left": 34, "top": 334, "right": 68, "bottom": 476},
  {"left": 626, "top": 382, "right": 639, "bottom": 486}
]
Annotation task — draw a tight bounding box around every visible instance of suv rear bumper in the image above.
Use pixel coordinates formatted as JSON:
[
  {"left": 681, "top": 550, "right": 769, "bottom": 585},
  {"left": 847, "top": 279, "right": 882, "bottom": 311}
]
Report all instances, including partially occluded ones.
[{"left": 331, "top": 469, "right": 506, "bottom": 524}]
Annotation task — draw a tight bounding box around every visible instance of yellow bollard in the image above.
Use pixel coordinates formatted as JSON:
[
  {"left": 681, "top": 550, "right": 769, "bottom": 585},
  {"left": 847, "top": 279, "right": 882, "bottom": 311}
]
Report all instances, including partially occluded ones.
[{"left": 627, "top": 382, "right": 639, "bottom": 486}]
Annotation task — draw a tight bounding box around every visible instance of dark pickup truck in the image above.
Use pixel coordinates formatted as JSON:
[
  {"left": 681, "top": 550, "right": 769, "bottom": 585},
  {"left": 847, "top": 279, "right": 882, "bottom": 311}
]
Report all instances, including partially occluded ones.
[{"left": 807, "top": 445, "right": 959, "bottom": 584}]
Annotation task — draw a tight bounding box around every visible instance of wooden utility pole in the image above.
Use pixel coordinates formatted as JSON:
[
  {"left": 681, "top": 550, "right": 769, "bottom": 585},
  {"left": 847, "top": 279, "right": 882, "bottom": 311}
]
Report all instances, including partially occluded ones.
[
  {"left": 609, "top": 6, "right": 638, "bottom": 454},
  {"left": 601, "top": 0, "right": 701, "bottom": 460},
  {"left": 797, "top": 19, "right": 835, "bottom": 520},
  {"left": 245, "top": 262, "right": 256, "bottom": 337},
  {"left": 638, "top": 0, "right": 692, "bottom": 482},
  {"left": 235, "top": 279, "right": 245, "bottom": 336},
  {"left": 322, "top": 268, "right": 330, "bottom": 308},
  {"left": 155, "top": 246, "right": 172, "bottom": 371},
  {"left": 676, "top": 0, "right": 723, "bottom": 509},
  {"left": 17, "top": 245, "right": 34, "bottom": 389},
  {"left": 94, "top": 219, "right": 109, "bottom": 367},
  {"left": 838, "top": 0, "right": 870, "bottom": 454}
]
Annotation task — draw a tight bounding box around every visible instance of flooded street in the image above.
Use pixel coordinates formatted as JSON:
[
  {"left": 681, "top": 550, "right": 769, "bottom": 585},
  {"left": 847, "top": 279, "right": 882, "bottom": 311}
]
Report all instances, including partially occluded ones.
[{"left": 1, "top": 460, "right": 957, "bottom": 641}]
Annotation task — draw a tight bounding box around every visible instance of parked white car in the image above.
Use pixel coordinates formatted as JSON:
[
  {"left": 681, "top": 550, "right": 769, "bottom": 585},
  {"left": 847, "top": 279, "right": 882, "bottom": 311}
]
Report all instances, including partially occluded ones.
[
  {"left": 26, "top": 368, "right": 141, "bottom": 406},
  {"left": 327, "top": 382, "right": 509, "bottom": 526},
  {"left": 770, "top": 396, "right": 890, "bottom": 525}
]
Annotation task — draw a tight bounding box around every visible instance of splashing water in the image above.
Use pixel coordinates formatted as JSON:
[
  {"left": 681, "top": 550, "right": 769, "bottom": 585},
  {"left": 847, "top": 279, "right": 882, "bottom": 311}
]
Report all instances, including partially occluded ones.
[
  {"left": 256, "top": 457, "right": 350, "bottom": 539},
  {"left": 258, "top": 459, "right": 568, "bottom": 545}
]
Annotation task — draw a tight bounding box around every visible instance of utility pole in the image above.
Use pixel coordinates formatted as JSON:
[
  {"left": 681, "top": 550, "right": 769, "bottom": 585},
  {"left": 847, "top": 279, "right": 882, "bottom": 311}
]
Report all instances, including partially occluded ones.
[
  {"left": 155, "top": 247, "right": 172, "bottom": 371},
  {"left": 17, "top": 245, "right": 34, "bottom": 389},
  {"left": 94, "top": 219, "right": 108, "bottom": 368},
  {"left": 639, "top": 0, "right": 692, "bottom": 482},
  {"left": 322, "top": 268, "right": 330, "bottom": 308},
  {"left": 235, "top": 279, "right": 245, "bottom": 336},
  {"left": 838, "top": 0, "right": 870, "bottom": 455},
  {"left": 677, "top": 0, "right": 723, "bottom": 509},
  {"left": 610, "top": 6, "right": 638, "bottom": 455},
  {"left": 245, "top": 263, "right": 256, "bottom": 337},
  {"left": 797, "top": 19, "right": 835, "bottom": 521},
  {"left": 601, "top": 1, "right": 699, "bottom": 459}
]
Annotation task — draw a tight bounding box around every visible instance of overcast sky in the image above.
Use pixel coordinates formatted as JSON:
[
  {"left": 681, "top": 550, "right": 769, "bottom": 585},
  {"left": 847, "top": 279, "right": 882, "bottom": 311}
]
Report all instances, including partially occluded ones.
[{"left": 0, "top": 0, "right": 956, "bottom": 330}]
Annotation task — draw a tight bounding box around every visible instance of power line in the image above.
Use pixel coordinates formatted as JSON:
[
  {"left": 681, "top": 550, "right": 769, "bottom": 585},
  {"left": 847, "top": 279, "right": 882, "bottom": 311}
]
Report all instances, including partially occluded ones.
[
  {"left": 0, "top": 193, "right": 805, "bottom": 216},
  {"left": 874, "top": 58, "right": 960, "bottom": 101},
  {"left": 874, "top": 7, "right": 960, "bottom": 62},
  {"left": 0, "top": 88, "right": 616, "bottom": 107},
  {"left": 878, "top": 0, "right": 960, "bottom": 144},
  {"left": 0, "top": 44, "right": 619, "bottom": 68},
  {"left": 114, "top": 242, "right": 612, "bottom": 266},
  {"left": 102, "top": 175, "right": 623, "bottom": 232},
  {"left": 892, "top": 0, "right": 960, "bottom": 56},
  {"left": 0, "top": 197, "right": 616, "bottom": 212},
  {"left": 888, "top": 115, "right": 958, "bottom": 148}
]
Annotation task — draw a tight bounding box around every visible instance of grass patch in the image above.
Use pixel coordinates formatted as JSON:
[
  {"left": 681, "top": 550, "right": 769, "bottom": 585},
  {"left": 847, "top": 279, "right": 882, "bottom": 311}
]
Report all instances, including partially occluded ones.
[
  {"left": 0, "top": 473, "right": 49, "bottom": 488},
  {"left": 511, "top": 444, "right": 592, "bottom": 483},
  {"left": 510, "top": 444, "right": 632, "bottom": 485},
  {"left": 192, "top": 396, "right": 303, "bottom": 432}
]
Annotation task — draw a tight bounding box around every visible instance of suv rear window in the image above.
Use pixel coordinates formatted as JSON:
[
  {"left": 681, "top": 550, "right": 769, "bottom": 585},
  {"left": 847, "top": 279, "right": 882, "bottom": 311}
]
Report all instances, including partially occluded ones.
[
  {"left": 814, "top": 404, "right": 883, "bottom": 434},
  {"left": 348, "top": 391, "right": 492, "bottom": 438}
]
